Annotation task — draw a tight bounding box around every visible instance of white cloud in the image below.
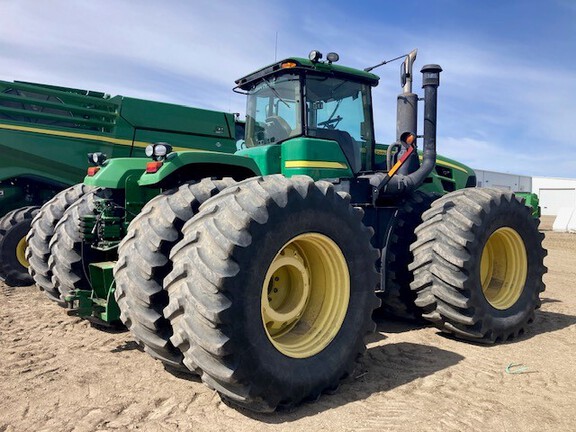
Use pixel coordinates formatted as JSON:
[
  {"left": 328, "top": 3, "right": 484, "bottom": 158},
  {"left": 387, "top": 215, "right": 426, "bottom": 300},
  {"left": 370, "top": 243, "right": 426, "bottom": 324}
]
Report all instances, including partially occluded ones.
[{"left": 0, "top": 0, "right": 285, "bottom": 107}]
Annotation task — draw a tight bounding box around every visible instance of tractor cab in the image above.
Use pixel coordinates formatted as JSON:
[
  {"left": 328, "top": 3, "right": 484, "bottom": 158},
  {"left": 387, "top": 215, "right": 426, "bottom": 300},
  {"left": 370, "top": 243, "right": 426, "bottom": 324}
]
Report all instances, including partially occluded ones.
[
  {"left": 236, "top": 51, "right": 442, "bottom": 202},
  {"left": 235, "top": 52, "right": 380, "bottom": 175}
]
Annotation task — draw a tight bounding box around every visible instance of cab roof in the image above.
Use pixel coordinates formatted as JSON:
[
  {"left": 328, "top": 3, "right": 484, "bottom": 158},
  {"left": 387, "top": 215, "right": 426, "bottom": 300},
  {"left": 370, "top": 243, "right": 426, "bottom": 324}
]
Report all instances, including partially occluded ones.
[{"left": 235, "top": 57, "right": 380, "bottom": 91}]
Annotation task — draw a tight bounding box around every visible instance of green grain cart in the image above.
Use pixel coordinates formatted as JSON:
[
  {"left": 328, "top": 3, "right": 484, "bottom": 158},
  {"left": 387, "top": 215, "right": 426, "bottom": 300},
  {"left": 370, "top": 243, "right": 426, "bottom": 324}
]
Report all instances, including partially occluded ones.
[
  {"left": 28, "top": 51, "right": 546, "bottom": 412},
  {"left": 0, "top": 80, "right": 241, "bottom": 286}
]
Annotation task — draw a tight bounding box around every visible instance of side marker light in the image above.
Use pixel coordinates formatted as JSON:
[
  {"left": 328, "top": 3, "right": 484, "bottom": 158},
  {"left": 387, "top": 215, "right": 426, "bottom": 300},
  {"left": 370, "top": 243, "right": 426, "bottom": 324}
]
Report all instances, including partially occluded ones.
[
  {"left": 146, "top": 161, "right": 163, "bottom": 173},
  {"left": 87, "top": 166, "right": 100, "bottom": 176}
]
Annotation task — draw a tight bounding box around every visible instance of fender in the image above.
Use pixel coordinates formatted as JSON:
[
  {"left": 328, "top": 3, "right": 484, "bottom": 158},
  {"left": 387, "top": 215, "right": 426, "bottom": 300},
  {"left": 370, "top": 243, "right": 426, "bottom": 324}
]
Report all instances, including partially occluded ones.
[
  {"left": 138, "top": 151, "right": 262, "bottom": 187},
  {"left": 84, "top": 158, "right": 148, "bottom": 189}
]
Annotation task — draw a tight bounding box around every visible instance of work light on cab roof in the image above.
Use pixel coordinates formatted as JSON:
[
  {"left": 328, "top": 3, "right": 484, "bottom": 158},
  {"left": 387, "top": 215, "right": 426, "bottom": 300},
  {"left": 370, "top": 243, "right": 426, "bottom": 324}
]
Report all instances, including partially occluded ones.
[
  {"left": 308, "top": 50, "right": 322, "bottom": 62},
  {"left": 308, "top": 50, "right": 340, "bottom": 64}
]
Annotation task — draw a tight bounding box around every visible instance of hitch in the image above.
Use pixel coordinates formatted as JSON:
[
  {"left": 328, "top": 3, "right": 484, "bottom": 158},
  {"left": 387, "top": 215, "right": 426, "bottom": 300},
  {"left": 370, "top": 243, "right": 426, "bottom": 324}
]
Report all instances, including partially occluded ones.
[
  {"left": 65, "top": 289, "right": 94, "bottom": 318},
  {"left": 64, "top": 262, "right": 120, "bottom": 324}
]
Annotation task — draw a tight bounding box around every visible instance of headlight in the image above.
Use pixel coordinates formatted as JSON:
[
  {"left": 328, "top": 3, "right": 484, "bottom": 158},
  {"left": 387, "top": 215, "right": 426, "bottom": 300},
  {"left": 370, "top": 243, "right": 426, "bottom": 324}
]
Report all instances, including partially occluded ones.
[
  {"left": 87, "top": 152, "right": 107, "bottom": 166},
  {"left": 155, "top": 144, "right": 168, "bottom": 157},
  {"left": 145, "top": 145, "right": 154, "bottom": 158},
  {"left": 146, "top": 142, "right": 173, "bottom": 161}
]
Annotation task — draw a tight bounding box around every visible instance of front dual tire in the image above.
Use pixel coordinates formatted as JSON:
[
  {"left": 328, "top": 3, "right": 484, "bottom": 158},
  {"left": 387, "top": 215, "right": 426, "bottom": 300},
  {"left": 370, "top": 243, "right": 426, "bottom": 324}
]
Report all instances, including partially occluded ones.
[
  {"left": 164, "top": 175, "right": 380, "bottom": 412},
  {"left": 114, "top": 178, "right": 235, "bottom": 372}
]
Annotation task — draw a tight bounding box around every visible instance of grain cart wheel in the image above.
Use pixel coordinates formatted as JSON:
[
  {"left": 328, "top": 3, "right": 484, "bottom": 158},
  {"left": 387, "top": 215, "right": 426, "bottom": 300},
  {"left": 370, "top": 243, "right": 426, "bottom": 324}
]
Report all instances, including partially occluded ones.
[
  {"left": 0, "top": 206, "right": 40, "bottom": 286},
  {"left": 26, "top": 184, "right": 94, "bottom": 303},
  {"left": 49, "top": 188, "right": 106, "bottom": 301},
  {"left": 164, "top": 175, "right": 380, "bottom": 412},
  {"left": 378, "top": 191, "right": 439, "bottom": 321},
  {"left": 410, "top": 188, "right": 547, "bottom": 343},
  {"left": 114, "top": 178, "right": 235, "bottom": 372}
]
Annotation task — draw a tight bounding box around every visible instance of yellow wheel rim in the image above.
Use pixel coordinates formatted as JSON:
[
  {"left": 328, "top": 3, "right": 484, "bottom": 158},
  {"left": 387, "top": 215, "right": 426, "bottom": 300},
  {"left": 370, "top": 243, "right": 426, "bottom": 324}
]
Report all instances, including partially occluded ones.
[
  {"left": 261, "top": 233, "right": 350, "bottom": 358},
  {"left": 16, "top": 236, "right": 29, "bottom": 268},
  {"left": 480, "top": 227, "right": 527, "bottom": 310}
]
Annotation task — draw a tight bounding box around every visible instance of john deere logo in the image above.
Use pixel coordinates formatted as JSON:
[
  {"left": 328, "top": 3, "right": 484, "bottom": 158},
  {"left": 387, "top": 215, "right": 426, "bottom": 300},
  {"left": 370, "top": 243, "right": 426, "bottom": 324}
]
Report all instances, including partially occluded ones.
[{"left": 214, "top": 126, "right": 224, "bottom": 134}]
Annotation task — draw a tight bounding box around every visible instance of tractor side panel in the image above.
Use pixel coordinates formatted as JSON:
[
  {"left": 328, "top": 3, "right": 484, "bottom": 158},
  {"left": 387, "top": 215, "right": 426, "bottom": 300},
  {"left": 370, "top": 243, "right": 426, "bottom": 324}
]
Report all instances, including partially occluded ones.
[
  {"left": 281, "top": 137, "right": 354, "bottom": 180},
  {"left": 235, "top": 144, "right": 282, "bottom": 176}
]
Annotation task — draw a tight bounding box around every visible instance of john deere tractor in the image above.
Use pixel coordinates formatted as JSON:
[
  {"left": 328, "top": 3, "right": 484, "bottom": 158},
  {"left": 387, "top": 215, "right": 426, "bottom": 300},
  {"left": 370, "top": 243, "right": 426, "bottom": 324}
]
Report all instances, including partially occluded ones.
[{"left": 28, "top": 50, "right": 546, "bottom": 412}]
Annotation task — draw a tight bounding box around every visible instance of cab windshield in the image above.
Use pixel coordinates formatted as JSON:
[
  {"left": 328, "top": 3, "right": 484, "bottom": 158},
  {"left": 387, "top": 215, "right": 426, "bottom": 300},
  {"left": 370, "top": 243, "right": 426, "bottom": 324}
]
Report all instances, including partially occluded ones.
[
  {"left": 305, "top": 75, "right": 374, "bottom": 147},
  {"left": 305, "top": 75, "right": 374, "bottom": 172},
  {"left": 245, "top": 74, "right": 302, "bottom": 147}
]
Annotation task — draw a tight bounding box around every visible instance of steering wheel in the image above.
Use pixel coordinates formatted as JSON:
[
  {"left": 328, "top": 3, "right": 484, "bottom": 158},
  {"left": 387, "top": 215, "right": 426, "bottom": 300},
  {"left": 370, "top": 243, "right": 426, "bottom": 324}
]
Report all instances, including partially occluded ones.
[
  {"left": 317, "top": 115, "right": 343, "bottom": 129},
  {"left": 265, "top": 116, "right": 292, "bottom": 141}
]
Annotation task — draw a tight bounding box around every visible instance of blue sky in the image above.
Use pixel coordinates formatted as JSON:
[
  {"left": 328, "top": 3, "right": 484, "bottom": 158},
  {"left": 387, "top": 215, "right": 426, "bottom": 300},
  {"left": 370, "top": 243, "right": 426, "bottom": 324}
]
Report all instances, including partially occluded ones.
[{"left": 1, "top": 0, "right": 574, "bottom": 177}]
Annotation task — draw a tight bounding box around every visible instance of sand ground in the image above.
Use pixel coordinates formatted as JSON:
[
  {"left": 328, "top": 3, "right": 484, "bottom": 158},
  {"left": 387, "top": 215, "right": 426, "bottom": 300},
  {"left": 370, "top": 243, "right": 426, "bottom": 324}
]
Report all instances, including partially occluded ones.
[{"left": 1, "top": 216, "right": 575, "bottom": 431}]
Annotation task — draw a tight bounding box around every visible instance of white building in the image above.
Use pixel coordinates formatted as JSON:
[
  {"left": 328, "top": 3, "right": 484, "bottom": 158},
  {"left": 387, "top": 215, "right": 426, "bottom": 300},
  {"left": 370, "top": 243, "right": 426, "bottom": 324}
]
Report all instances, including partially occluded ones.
[
  {"left": 474, "top": 169, "right": 576, "bottom": 217},
  {"left": 474, "top": 169, "right": 532, "bottom": 192},
  {"left": 532, "top": 177, "right": 576, "bottom": 216}
]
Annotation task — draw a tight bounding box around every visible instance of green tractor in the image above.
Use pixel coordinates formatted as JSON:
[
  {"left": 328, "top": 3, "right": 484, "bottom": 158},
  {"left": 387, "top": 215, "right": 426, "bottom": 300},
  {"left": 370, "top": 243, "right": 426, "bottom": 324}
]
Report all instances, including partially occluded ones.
[{"left": 28, "top": 50, "right": 546, "bottom": 412}]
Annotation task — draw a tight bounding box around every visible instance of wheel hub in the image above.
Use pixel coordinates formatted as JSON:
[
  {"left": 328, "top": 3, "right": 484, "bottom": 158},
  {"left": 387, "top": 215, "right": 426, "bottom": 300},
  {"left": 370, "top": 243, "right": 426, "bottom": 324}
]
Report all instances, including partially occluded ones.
[
  {"left": 263, "top": 246, "right": 310, "bottom": 337},
  {"left": 16, "top": 236, "right": 29, "bottom": 268},
  {"left": 261, "top": 233, "right": 350, "bottom": 358},
  {"left": 480, "top": 227, "right": 528, "bottom": 310}
]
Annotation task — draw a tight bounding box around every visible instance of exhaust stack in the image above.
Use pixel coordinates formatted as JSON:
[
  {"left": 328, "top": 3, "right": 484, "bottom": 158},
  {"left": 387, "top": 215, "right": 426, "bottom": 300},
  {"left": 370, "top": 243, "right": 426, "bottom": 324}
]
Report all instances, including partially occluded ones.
[
  {"left": 371, "top": 64, "right": 443, "bottom": 199},
  {"left": 396, "top": 49, "right": 419, "bottom": 175},
  {"left": 416, "top": 64, "right": 443, "bottom": 187}
]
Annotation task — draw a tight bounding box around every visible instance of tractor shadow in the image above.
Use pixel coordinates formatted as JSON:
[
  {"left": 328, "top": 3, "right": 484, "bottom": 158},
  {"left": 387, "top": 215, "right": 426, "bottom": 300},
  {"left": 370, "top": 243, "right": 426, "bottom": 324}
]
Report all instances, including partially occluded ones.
[
  {"left": 239, "top": 307, "right": 576, "bottom": 421},
  {"left": 369, "top": 297, "right": 576, "bottom": 347},
  {"left": 104, "top": 299, "right": 574, "bottom": 420},
  {"left": 159, "top": 317, "right": 462, "bottom": 421},
  {"left": 371, "top": 311, "right": 428, "bottom": 334},
  {"left": 87, "top": 318, "right": 128, "bottom": 334},
  {"left": 110, "top": 340, "right": 142, "bottom": 353},
  {"left": 240, "top": 340, "right": 464, "bottom": 422},
  {"left": 430, "top": 305, "right": 576, "bottom": 346},
  {"left": 506, "top": 308, "right": 576, "bottom": 343},
  {"left": 540, "top": 297, "right": 562, "bottom": 305}
]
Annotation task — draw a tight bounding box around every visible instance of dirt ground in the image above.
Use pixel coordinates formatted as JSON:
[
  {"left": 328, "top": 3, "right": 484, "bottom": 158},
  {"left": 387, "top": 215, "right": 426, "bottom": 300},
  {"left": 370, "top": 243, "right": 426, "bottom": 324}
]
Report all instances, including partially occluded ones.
[{"left": 1, "top": 216, "right": 575, "bottom": 432}]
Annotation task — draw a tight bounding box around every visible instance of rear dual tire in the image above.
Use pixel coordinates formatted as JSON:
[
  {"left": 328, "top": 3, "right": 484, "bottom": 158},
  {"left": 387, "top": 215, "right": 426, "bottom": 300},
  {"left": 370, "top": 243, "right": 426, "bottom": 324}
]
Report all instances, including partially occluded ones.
[
  {"left": 49, "top": 188, "right": 106, "bottom": 301},
  {"left": 410, "top": 188, "right": 547, "bottom": 343},
  {"left": 26, "top": 184, "right": 94, "bottom": 302},
  {"left": 377, "top": 191, "right": 438, "bottom": 320}
]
